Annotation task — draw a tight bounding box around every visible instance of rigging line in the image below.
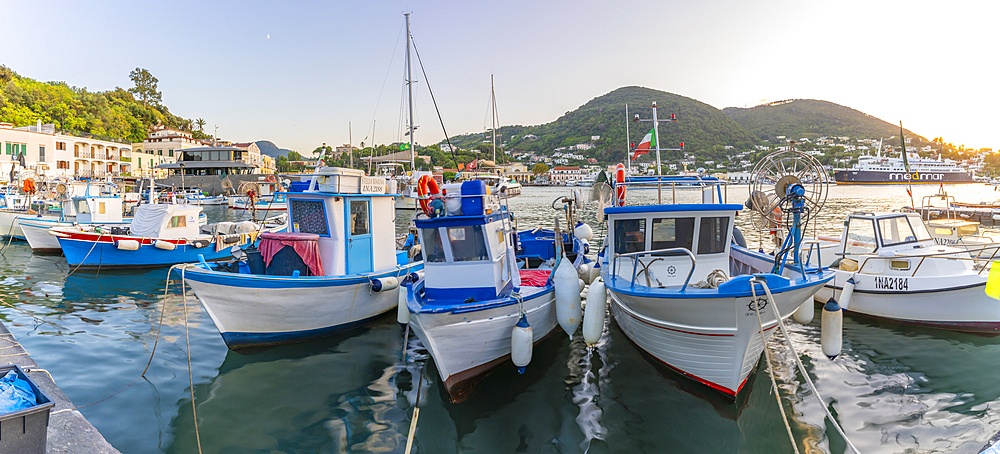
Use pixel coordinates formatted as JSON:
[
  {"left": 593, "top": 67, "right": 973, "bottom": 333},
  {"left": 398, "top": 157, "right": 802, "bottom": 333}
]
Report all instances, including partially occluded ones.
[
  {"left": 366, "top": 21, "right": 407, "bottom": 144},
  {"left": 408, "top": 35, "right": 458, "bottom": 167},
  {"left": 181, "top": 267, "right": 204, "bottom": 454}
]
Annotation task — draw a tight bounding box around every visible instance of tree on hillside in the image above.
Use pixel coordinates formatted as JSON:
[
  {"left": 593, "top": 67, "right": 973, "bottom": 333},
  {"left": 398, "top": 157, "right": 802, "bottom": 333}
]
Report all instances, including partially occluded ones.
[
  {"left": 532, "top": 163, "right": 549, "bottom": 175},
  {"left": 128, "top": 68, "right": 161, "bottom": 108}
]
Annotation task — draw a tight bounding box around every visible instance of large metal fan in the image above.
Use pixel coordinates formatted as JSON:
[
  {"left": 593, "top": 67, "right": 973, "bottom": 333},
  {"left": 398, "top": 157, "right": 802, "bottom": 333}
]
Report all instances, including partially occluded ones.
[{"left": 748, "top": 150, "right": 829, "bottom": 231}]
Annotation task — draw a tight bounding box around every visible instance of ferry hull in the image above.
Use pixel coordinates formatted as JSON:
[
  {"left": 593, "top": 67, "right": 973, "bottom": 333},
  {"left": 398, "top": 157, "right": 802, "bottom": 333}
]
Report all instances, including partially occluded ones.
[
  {"left": 407, "top": 285, "right": 557, "bottom": 402},
  {"left": 181, "top": 264, "right": 421, "bottom": 349},
  {"left": 834, "top": 169, "right": 974, "bottom": 184}
]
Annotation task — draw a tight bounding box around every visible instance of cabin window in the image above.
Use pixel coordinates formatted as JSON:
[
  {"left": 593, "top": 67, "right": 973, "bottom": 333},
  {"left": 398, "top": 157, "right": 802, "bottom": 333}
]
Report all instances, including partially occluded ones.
[
  {"left": 448, "top": 225, "right": 489, "bottom": 261},
  {"left": 844, "top": 218, "right": 877, "bottom": 254},
  {"left": 957, "top": 224, "right": 978, "bottom": 237},
  {"left": 878, "top": 216, "right": 917, "bottom": 247},
  {"left": 421, "top": 228, "right": 447, "bottom": 262},
  {"left": 933, "top": 227, "right": 954, "bottom": 236},
  {"left": 350, "top": 200, "right": 370, "bottom": 235},
  {"left": 75, "top": 200, "right": 90, "bottom": 214},
  {"left": 99, "top": 202, "right": 106, "bottom": 214},
  {"left": 697, "top": 216, "right": 729, "bottom": 254},
  {"left": 290, "top": 200, "right": 328, "bottom": 235},
  {"left": 647, "top": 217, "right": 695, "bottom": 254},
  {"left": 168, "top": 215, "right": 187, "bottom": 228},
  {"left": 614, "top": 219, "right": 646, "bottom": 254}
]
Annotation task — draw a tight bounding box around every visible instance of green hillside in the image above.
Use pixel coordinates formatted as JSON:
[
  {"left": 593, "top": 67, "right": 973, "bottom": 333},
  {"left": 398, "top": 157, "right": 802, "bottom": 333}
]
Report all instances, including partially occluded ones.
[
  {"left": 722, "top": 99, "right": 929, "bottom": 145},
  {"left": 447, "top": 86, "right": 761, "bottom": 163}
]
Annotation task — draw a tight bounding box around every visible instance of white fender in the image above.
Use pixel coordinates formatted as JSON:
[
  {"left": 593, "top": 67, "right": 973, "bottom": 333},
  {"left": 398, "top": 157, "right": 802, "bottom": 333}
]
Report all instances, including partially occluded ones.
[
  {"left": 554, "top": 252, "right": 582, "bottom": 337},
  {"left": 371, "top": 276, "right": 399, "bottom": 292},
  {"left": 574, "top": 222, "right": 594, "bottom": 241},
  {"left": 839, "top": 276, "right": 856, "bottom": 310},
  {"left": 589, "top": 265, "right": 601, "bottom": 284},
  {"left": 821, "top": 298, "right": 843, "bottom": 359},
  {"left": 792, "top": 298, "right": 814, "bottom": 324},
  {"left": 154, "top": 240, "right": 176, "bottom": 251},
  {"left": 116, "top": 239, "right": 140, "bottom": 251},
  {"left": 397, "top": 285, "right": 410, "bottom": 324},
  {"left": 582, "top": 278, "right": 607, "bottom": 346},
  {"left": 511, "top": 315, "right": 532, "bottom": 373},
  {"left": 578, "top": 263, "right": 591, "bottom": 283}
]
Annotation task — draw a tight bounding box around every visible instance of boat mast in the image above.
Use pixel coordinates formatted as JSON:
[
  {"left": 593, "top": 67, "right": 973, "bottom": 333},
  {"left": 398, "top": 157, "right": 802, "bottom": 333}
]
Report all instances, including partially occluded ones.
[
  {"left": 405, "top": 13, "right": 416, "bottom": 173},
  {"left": 625, "top": 103, "right": 630, "bottom": 173},
  {"left": 652, "top": 102, "right": 661, "bottom": 175},
  {"left": 491, "top": 74, "right": 496, "bottom": 166}
]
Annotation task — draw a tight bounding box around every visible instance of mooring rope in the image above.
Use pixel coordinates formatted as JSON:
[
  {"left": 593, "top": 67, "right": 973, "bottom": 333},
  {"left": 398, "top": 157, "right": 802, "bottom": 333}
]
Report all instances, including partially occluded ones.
[
  {"left": 179, "top": 266, "right": 204, "bottom": 454},
  {"left": 749, "top": 278, "right": 801, "bottom": 454}
]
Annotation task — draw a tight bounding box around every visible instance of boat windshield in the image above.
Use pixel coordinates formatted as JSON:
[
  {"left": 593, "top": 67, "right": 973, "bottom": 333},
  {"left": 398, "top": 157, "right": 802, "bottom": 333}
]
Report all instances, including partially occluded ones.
[
  {"left": 697, "top": 216, "right": 729, "bottom": 254},
  {"left": 614, "top": 219, "right": 646, "bottom": 254},
  {"left": 878, "top": 215, "right": 920, "bottom": 247},
  {"left": 448, "top": 225, "right": 489, "bottom": 261},
  {"left": 905, "top": 215, "right": 934, "bottom": 241},
  {"left": 422, "top": 228, "right": 447, "bottom": 262},
  {"left": 649, "top": 218, "right": 693, "bottom": 253},
  {"left": 844, "top": 217, "right": 877, "bottom": 254}
]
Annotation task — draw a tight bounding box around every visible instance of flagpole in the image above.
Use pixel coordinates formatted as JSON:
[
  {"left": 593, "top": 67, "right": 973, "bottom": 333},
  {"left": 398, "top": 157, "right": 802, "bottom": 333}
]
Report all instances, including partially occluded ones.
[
  {"left": 901, "top": 121, "right": 915, "bottom": 209},
  {"left": 652, "top": 102, "right": 661, "bottom": 176},
  {"left": 625, "top": 103, "right": 631, "bottom": 174}
]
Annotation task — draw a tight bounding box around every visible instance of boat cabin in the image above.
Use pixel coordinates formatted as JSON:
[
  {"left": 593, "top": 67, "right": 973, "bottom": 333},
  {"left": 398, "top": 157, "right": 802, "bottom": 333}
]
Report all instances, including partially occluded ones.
[
  {"left": 415, "top": 180, "right": 512, "bottom": 301},
  {"left": 606, "top": 204, "right": 740, "bottom": 288},
  {"left": 284, "top": 167, "right": 396, "bottom": 276},
  {"left": 66, "top": 183, "right": 123, "bottom": 223},
  {"left": 129, "top": 204, "right": 203, "bottom": 238},
  {"left": 839, "top": 212, "right": 936, "bottom": 257},
  {"left": 925, "top": 218, "right": 981, "bottom": 245}
]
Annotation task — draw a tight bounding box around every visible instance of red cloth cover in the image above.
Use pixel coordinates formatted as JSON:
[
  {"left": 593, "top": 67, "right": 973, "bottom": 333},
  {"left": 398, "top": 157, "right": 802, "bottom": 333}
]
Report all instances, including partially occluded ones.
[
  {"left": 258, "top": 232, "right": 324, "bottom": 277},
  {"left": 519, "top": 270, "right": 552, "bottom": 287}
]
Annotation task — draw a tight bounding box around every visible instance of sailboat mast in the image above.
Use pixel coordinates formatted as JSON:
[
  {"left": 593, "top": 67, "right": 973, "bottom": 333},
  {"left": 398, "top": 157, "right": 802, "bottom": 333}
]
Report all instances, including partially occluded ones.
[
  {"left": 405, "top": 13, "right": 415, "bottom": 172},
  {"left": 491, "top": 74, "right": 496, "bottom": 165}
]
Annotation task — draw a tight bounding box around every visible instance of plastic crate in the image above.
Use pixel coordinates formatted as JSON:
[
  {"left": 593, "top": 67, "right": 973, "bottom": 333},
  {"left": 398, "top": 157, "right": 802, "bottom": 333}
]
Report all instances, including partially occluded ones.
[{"left": 0, "top": 364, "right": 55, "bottom": 454}]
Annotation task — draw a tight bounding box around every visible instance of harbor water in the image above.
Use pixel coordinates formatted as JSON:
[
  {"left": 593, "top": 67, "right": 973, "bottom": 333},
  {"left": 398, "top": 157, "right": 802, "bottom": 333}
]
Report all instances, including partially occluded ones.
[{"left": 3, "top": 184, "right": 1000, "bottom": 453}]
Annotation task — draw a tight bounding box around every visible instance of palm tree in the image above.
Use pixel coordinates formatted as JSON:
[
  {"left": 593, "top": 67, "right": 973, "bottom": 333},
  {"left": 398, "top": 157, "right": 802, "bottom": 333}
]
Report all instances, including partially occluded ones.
[{"left": 195, "top": 118, "right": 206, "bottom": 132}]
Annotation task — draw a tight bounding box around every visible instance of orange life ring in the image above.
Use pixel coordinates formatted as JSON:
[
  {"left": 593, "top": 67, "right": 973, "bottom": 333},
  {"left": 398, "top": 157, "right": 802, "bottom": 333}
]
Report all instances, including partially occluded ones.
[
  {"left": 416, "top": 175, "right": 440, "bottom": 216},
  {"left": 614, "top": 164, "right": 626, "bottom": 206},
  {"left": 22, "top": 178, "right": 35, "bottom": 194},
  {"left": 769, "top": 206, "right": 782, "bottom": 234},
  {"left": 265, "top": 174, "right": 277, "bottom": 183}
]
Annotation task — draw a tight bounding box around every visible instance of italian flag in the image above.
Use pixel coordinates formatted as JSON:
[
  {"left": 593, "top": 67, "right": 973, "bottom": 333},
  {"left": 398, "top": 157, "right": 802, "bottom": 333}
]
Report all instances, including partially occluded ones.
[{"left": 632, "top": 128, "right": 656, "bottom": 160}]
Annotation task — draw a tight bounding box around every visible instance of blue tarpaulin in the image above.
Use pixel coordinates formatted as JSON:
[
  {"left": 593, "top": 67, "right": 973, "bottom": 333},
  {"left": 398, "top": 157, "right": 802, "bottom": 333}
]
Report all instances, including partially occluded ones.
[{"left": 0, "top": 370, "right": 37, "bottom": 413}]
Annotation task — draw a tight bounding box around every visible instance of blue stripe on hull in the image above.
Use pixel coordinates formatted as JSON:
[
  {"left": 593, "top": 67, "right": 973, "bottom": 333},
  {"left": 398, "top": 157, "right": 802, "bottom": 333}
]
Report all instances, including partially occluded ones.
[
  {"left": 59, "top": 238, "right": 238, "bottom": 268},
  {"left": 220, "top": 312, "right": 390, "bottom": 349}
]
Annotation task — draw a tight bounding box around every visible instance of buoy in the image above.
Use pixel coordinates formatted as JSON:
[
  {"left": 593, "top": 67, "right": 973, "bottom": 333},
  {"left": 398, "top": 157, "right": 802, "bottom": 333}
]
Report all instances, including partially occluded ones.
[
  {"left": 583, "top": 278, "right": 607, "bottom": 346},
  {"left": 574, "top": 222, "right": 594, "bottom": 241},
  {"left": 397, "top": 284, "right": 410, "bottom": 324},
  {"left": 511, "top": 314, "right": 532, "bottom": 374},
  {"left": 793, "top": 298, "right": 814, "bottom": 324},
  {"left": 578, "top": 278, "right": 586, "bottom": 290},
  {"left": 839, "top": 276, "right": 856, "bottom": 310},
  {"left": 589, "top": 264, "right": 601, "bottom": 283},
  {"left": 116, "top": 239, "right": 140, "bottom": 251},
  {"left": 154, "top": 240, "right": 176, "bottom": 251},
  {"left": 821, "top": 298, "right": 843, "bottom": 359},
  {"left": 371, "top": 276, "right": 399, "bottom": 292},
  {"left": 554, "top": 253, "right": 582, "bottom": 337}
]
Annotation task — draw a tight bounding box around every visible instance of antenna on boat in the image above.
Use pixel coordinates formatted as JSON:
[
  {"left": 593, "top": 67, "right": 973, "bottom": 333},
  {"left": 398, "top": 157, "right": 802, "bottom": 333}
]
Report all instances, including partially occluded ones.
[{"left": 633, "top": 101, "right": 677, "bottom": 177}]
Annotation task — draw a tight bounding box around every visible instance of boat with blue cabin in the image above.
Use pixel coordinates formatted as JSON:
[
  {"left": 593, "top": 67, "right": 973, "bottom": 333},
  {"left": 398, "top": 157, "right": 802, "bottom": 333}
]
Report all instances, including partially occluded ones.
[
  {"left": 178, "top": 167, "right": 424, "bottom": 349},
  {"left": 405, "top": 180, "right": 592, "bottom": 402}
]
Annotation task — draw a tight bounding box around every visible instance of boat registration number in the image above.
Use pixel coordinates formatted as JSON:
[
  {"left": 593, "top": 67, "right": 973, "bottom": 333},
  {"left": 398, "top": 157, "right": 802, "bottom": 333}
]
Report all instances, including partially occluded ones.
[{"left": 873, "top": 276, "right": 908, "bottom": 291}]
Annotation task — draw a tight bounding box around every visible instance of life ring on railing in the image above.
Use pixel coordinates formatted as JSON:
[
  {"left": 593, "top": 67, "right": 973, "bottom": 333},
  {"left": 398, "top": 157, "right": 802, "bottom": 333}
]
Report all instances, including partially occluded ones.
[
  {"left": 416, "top": 174, "right": 440, "bottom": 216},
  {"left": 265, "top": 174, "right": 277, "bottom": 183},
  {"left": 614, "top": 163, "right": 626, "bottom": 206},
  {"left": 769, "top": 206, "right": 782, "bottom": 234},
  {"left": 22, "top": 178, "right": 35, "bottom": 194}
]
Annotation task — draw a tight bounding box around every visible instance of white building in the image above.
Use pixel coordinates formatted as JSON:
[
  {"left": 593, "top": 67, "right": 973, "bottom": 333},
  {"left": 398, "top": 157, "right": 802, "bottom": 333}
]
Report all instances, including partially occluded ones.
[
  {"left": 0, "top": 121, "right": 131, "bottom": 181},
  {"left": 132, "top": 125, "right": 208, "bottom": 177}
]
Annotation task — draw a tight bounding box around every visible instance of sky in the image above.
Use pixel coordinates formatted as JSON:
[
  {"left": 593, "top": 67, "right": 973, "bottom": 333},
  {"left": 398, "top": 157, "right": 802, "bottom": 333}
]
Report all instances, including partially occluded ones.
[{"left": 1, "top": 0, "right": 998, "bottom": 153}]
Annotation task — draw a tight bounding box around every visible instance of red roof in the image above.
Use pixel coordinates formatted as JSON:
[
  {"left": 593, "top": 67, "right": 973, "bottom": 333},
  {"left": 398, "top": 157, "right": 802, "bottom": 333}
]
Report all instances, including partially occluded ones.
[{"left": 553, "top": 166, "right": 581, "bottom": 171}]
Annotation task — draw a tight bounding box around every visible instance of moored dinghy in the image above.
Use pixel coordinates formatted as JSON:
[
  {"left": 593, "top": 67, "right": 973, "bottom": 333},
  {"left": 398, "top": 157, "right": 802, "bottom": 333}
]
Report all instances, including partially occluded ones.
[
  {"left": 405, "top": 180, "right": 591, "bottom": 402},
  {"left": 179, "top": 167, "right": 423, "bottom": 349}
]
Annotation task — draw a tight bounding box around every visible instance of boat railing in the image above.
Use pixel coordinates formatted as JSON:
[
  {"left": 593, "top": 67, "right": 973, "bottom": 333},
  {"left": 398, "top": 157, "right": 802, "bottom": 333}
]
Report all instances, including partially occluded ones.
[
  {"left": 613, "top": 247, "right": 697, "bottom": 292},
  {"left": 617, "top": 175, "right": 728, "bottom": 205},
  {"left": 843, "top": 245, "right": 1000, "bottom": 277}
]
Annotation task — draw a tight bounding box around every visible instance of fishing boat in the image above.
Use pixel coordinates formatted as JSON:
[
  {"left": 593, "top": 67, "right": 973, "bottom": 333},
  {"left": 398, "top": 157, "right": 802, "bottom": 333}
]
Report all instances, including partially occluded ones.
[
  {"left": 405, "top": 180, "right": 593, "bottom": 402},
  {"left": 50, "top": 203, "right": 280, "bottom": 269},
  {"left": 178, "top": 167, "right": 423, "bottom": 349},
  {"left": 19, "top": 185, "right": 129, "bottom": 253},
  {"left": 178, "top": 189, "right": 226, "bottom": 205},
  {"left": 227, "top": 178, "right": 287, "bottom": 211},
  {"left": 600, "top": 114, "right": 835, "bottom": 397},
  {"left": 2, "top": 180, "right": 119, "bottom": 242}
]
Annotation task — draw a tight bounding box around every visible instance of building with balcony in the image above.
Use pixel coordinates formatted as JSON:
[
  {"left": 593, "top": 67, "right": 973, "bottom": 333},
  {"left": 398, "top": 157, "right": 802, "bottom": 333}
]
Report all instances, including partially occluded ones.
[
  {"left": 231, "top": 142, "right": 264, "bottom": 173},
  {"left": 0, "top": 121, "right": 131, "bottom": 181},
  {"left": 132, "top": 125, "right": 209, "bottom": 177}
]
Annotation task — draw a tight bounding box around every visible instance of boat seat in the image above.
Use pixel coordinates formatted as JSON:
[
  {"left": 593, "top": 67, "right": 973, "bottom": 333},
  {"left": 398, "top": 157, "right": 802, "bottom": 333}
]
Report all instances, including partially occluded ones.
[{"left": 519, "top": 270, "right": 551, "bottom": 287}]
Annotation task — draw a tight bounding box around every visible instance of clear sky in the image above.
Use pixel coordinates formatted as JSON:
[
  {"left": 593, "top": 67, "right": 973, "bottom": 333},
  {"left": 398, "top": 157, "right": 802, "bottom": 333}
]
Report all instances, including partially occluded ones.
[{"left": 1, "top": 0, "right": 997, "bottom": 153}]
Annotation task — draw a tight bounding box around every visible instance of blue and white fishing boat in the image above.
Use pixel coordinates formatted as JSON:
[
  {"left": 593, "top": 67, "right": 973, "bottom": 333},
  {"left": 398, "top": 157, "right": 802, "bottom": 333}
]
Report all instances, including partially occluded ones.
[
  {"left": 405, "top": 180, "right": 593, "bottom": 402},
  {"left": 598, "top": 108, "right": 835, "bottom": 398},
  {"left": 178, "top": 189, "right": 226, "bottom": 205},
  {"left": 51, "top": 203, "right": 278, "bottom": 268},
  {"left": 178, "top": 167, "right": 423, "bottom": 349},
  {"left": 18, "top": 183, "right": 128, "bottom": 253},
  {"left": 227, "top": 179, "right": 287, "bottom": 211}
]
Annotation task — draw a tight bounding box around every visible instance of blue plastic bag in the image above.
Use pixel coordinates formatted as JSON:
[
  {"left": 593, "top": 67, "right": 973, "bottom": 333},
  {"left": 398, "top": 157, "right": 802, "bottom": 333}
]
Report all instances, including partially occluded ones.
[{"left": 0, "top": 370, "right": 37, "bottom": 413}]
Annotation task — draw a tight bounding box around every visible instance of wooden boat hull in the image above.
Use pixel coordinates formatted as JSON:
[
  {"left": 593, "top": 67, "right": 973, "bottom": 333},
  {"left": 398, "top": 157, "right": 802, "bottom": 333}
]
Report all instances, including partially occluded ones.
[{"left": 181, "top": 263, "right": 422, "bottom": 349}]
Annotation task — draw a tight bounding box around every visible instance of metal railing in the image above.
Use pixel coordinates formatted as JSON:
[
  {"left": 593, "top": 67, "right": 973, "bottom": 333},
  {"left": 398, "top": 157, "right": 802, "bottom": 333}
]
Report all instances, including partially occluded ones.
[{"left": 613, "top": 247, "right": 697, "bottom": 292}]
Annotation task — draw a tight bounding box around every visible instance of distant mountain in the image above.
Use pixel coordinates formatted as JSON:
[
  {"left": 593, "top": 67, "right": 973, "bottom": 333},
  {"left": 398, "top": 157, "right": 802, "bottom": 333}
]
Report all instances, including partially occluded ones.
[
  {"left": 255, "top": 140, "right": 295, "bottom": 158},
  {"left": 447, "top": 86, "right": 761, "bottom": 163},
  {"left": 722, "top": 99, "right": 928, "bottom": 145}
]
